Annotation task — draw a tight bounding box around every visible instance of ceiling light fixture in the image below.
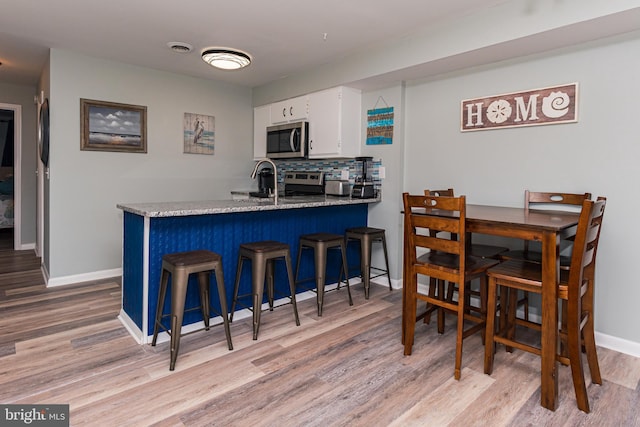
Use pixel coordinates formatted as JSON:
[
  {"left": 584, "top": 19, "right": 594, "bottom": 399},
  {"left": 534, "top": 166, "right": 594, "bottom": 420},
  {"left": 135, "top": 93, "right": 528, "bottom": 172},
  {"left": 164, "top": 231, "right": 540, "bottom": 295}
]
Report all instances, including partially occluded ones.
[{"left": 201, "top": 48, "right": 251, "bottom": 70}]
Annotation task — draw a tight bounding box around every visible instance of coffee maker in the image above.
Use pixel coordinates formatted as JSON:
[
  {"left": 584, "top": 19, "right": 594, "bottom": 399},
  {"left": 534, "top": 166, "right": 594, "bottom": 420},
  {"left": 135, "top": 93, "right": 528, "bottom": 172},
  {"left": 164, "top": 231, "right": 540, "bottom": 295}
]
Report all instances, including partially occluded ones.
[
  {"left": 250, "top": 167, "right": 275, "bottom": 198},
  {"left": 258, "top": 167, "right": 275, "bottom": 195},
  {"left": 351, "top": 156, "right": 376, "bottom": 199}
]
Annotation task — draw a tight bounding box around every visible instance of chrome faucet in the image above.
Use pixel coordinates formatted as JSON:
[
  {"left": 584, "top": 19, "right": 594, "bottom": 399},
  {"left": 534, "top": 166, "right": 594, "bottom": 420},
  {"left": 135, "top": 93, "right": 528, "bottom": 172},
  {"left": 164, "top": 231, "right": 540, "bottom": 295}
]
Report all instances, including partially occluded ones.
[{"left": 250, "top": 158, "right": 278, "bottom": 204}]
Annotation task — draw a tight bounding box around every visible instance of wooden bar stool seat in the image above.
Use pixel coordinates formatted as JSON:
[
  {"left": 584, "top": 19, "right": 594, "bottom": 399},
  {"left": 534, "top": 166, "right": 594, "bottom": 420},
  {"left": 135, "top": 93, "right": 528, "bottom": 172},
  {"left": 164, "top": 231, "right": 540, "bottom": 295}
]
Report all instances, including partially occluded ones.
[
  {"left": 295, "top": 233, "right": 353, "bottom": 316},
  {"left": 344, "top": 226, "right": 392, "bottom": 299},
  {"left": 231, "top": 240, "right": 300, "bottom": 340},
  {"left": 151, "top": 249, "right": 233, "bottom": 371}
]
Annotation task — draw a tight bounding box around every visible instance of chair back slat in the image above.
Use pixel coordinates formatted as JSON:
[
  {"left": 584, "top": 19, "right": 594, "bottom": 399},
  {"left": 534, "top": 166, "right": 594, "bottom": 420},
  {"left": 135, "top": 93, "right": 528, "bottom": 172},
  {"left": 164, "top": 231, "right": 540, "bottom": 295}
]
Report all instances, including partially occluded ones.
[
  {"left": 526, "top": 191, "right": 592, "bottom": 208},
  {"left": 427, "top": 188, "right": 454, "bottom": 197},
  {"left": 412, "top": 215, "right": 460, "bottom": 235},
  {"left": 414, "top": 235, "right": 461, "bottom": 255}
]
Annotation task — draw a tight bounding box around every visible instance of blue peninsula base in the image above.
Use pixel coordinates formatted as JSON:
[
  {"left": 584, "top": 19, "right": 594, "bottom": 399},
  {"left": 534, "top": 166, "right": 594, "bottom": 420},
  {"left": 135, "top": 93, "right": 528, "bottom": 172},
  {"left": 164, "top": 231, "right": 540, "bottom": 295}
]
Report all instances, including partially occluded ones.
[{"left": 119, "top": 203, "right": 369, "bottom": 343}]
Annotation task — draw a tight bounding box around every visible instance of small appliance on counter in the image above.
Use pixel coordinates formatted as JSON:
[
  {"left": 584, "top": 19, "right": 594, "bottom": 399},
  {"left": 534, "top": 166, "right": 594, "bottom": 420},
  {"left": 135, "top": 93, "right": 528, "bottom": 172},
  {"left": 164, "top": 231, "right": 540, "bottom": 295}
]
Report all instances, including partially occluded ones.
[
  {"left": 325, "top": 180, "right": 350, "bottom": 197},
  {"left": 249, "top": 167, "right": 275, "bottom": 198},
  {"left": 284, "top": 171, "right": 325, "bottom": 196},
  {"left": 351, "top": 156, "right": 376, "bottom": 199}
]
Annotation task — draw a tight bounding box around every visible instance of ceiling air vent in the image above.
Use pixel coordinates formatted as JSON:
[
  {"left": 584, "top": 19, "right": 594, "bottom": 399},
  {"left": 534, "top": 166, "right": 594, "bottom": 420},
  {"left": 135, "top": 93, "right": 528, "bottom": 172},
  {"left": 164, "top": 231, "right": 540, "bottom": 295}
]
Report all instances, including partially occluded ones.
[{"left": 167, "top": 42, "right": 193, "bottom": 53}]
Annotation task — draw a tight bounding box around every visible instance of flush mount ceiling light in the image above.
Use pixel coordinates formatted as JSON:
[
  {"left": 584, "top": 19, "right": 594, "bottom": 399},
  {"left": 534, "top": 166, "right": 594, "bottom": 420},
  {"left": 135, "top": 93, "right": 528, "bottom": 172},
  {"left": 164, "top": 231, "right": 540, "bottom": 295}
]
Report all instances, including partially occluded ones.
[{"left": 201, "top": 48, "right": 251, "bottom": 70}]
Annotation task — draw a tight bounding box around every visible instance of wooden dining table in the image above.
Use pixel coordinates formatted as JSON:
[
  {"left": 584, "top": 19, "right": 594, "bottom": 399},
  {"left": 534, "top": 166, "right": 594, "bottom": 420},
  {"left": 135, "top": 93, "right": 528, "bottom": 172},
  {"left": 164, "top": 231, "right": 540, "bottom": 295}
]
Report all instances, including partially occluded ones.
[{"left": 402, "top": 203, "right": 581, "bottom": 411}]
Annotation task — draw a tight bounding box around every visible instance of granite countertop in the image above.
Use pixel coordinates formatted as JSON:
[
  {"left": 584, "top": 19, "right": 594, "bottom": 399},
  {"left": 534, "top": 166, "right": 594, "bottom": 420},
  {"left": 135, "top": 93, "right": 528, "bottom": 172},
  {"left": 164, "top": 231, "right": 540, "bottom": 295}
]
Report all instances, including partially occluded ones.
[{"left": 117, "top": 194, "right": 380, "bottom": 218}]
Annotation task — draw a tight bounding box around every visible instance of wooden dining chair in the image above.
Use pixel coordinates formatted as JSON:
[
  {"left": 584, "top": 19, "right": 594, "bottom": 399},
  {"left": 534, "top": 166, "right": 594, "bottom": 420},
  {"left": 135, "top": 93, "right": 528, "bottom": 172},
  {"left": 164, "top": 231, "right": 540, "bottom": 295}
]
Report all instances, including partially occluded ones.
[
  {"left": 402, "top": 192, "right": 500, "bottom": 380},
  {"left": 501, "top": 191, "right": 592, "bottom": 321},
  {"left": 419, "top": 189, "right": 508, "bottom": 327},
  {"left": 502, "top": 191, "right": 592, "bottom": 266},
  {"left": 484, "top": 197, "right": 606, "bottom": 413}
]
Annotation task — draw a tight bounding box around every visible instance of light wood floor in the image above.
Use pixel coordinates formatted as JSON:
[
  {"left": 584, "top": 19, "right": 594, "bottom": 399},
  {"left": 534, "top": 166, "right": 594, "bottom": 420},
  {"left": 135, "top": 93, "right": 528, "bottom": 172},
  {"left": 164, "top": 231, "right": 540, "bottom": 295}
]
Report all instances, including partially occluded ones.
[{"left": 2, "top": 247, "right": 640, "bottom": 426}]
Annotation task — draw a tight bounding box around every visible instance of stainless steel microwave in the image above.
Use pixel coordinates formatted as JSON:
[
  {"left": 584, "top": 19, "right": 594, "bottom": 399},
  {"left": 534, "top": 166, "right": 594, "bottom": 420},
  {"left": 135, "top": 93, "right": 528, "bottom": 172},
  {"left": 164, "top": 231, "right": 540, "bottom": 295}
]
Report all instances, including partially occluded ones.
[{"left": 266, "top": 121, "right": 308, "bottom": 159}]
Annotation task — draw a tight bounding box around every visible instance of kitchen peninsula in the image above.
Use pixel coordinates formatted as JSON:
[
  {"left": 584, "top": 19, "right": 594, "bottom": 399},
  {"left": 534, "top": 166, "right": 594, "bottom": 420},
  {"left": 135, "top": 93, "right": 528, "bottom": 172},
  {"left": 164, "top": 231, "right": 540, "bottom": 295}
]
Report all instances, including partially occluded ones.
[{"left": 117, "top": 195, "right": 380, "bottom": 344}]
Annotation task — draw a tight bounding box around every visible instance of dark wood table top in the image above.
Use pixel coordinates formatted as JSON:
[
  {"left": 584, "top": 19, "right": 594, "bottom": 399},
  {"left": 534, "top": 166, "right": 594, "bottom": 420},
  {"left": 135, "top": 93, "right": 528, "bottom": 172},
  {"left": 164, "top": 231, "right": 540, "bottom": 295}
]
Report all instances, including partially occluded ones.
[
  {"left": 407, "top": 204, "right": 580, "bottom": 238},
  {"left": 466, "top": 204, "right": 580, "bottom": 230}
]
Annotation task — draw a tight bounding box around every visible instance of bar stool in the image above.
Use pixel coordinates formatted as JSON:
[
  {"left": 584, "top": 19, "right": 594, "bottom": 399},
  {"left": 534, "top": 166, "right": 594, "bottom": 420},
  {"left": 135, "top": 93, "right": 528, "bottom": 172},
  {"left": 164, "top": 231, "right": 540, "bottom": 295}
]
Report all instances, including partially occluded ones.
[
  {"left": 295, "top": 233, "right": 353, "bottom": 316},
  {"left": 344, "top": 227, "right": 392, "bottom": 299},
  {"left": 231, "top": 240, "right": 300, "bottom": 340},
  {"left": 151, "top": 249, "right": 233, "bottom": 371}
]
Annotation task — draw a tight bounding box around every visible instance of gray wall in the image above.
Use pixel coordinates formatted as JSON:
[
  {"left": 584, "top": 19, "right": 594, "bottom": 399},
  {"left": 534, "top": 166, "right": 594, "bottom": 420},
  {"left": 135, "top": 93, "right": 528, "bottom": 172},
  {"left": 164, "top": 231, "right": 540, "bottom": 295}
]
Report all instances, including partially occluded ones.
[
  {"left": 403, "top": 32, "right": 640, "bottom": 344},
  {"left": 47, "top": 49, "right": 255, "bottom": 282},
  {"left": 360, "top": 85, "right": 405, "bottom": 281},
  {"left": 0, "top": 81, "right": 37, "bottom": 246}
]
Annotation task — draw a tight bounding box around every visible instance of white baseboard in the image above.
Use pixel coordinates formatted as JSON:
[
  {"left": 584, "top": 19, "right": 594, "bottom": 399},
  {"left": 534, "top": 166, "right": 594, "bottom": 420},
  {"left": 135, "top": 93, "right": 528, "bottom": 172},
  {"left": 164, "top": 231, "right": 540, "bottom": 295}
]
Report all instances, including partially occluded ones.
[
  {"left": 118, "top": 310, "right": 144, "bottom": 344},
  {"left": 595, "top": 332, "right": 640, "bottom": 358},
  {"left": 40, "top": 263, "right": 49, "bottom": 284},
  {"left": 19, "top": 242, "right": 36, "bottom": 250},
  {"left": 47, "top": 268, "right": 122, "bottom": 287},
  {"left": 369, "top": 277, "right": 401, "bottom": 290}
]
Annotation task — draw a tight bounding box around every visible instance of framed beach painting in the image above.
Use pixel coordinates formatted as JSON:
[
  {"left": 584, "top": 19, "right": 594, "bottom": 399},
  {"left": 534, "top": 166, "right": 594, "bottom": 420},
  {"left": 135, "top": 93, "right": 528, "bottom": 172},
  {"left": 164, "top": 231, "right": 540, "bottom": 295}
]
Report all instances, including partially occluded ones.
[
  {"left": 183, "top": 112, "right": 215, "bottom": 155},
  {"left": 80, "top": 99, "right": 147, "bottom": 153}
]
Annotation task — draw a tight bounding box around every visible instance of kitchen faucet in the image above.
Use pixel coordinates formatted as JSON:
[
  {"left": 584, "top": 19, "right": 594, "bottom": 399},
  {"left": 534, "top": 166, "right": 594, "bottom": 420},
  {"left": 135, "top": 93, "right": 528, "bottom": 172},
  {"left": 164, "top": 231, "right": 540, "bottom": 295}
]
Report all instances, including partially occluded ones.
[{"left": 251, "top": 158, "right": 278, "bottom": 204}]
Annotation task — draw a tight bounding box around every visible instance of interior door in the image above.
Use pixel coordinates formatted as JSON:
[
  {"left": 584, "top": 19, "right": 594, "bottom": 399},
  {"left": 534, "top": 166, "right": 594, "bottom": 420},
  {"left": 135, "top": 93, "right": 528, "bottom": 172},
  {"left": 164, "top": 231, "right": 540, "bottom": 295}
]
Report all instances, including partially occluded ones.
[{"left": 0, "top": 104, "right": 21, "bottom": 250}]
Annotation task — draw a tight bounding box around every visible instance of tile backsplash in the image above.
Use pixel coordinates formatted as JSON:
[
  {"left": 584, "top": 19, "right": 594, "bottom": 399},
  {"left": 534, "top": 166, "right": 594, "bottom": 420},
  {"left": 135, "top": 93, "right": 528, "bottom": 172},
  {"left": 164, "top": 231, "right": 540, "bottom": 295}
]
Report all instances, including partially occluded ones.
[{"left": 273, "top": 158, "right": 383, "bottom": 189}]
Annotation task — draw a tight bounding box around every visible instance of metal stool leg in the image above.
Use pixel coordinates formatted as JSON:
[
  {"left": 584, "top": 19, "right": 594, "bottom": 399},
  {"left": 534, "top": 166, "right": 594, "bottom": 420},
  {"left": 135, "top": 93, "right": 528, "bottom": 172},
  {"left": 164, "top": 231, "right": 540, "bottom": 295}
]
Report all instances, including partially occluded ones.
[
  {"left": 197, "top": 271, "right": 211, "bottom": 330},
  {"left": 314, "top": 243, "right": 327, "bottom": 316},
  {"left": 380, "top": 233, "right": 392, "bottom": 291},
  {"left": 214, "top": 266, "right": 233, "bottom": 351},
  {"left": 266, "top": 259, "right": 275, "bottom": 311},
  {"left": 152, "top": 268, "right": 170, "bottom": 346},
  {"left": 169, "top": 271, "right": 189, "bottom": 371},
  {"left": 339, "top": 241, "right": 353, "bottom": 306},
  {"left": 294, "top": 244, "right": 304, "bottom": 286},
  {"left": 230, "top": 254, "right": 244, "bottom": 322},
  {"left": 361, "top": 234, "right": 372, "bottom": 299},
  {"left": 251, "top": 255, "right": 267, "bottom": 340},
  {"left": 284, "top": 252, "right": 300, "bottom": 325}
]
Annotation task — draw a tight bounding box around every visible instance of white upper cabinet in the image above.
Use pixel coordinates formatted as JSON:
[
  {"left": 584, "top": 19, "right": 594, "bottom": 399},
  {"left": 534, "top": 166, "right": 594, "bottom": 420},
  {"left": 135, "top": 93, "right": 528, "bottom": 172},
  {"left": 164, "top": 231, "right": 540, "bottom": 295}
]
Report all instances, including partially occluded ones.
[
  {"left": 253, "top": 104, "right": 270, "bottom": 159},
  {"left": 307, "top": 86, "right": 361, "bottom": 158},
  {"left": 270, "top": 95, "right": 309, "bottom": 124},
  {"left": 253, "top": 86, "right": 361, "bottom": 160}
]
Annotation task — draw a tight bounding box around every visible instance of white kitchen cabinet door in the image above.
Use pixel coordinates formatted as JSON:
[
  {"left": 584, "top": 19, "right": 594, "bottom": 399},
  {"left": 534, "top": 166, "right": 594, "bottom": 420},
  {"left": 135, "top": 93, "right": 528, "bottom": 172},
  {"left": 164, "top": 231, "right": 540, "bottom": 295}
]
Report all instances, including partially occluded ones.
[
  {"left": 307, "top": 86, "right": 361, "bottom": 158},
  {"left": 270, "top": 95, "right": 309, "bottom": 124},
  {"left": 253, "top": 105, "right": 270, "bottom": 159}
]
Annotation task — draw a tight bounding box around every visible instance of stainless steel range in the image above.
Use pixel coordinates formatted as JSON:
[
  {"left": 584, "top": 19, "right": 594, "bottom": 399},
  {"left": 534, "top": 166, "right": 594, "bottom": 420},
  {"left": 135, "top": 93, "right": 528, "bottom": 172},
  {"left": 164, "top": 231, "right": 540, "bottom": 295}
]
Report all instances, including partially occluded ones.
[{"left": 284, "top": 171, "right": 325, "bottom": 196}]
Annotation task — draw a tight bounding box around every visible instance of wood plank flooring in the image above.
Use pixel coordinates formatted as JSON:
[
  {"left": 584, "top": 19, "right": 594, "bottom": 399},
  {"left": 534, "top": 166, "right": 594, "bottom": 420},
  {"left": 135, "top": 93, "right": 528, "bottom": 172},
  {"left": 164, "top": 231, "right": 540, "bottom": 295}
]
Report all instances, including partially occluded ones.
[{"left": 1, "top": 246, "right": 640, "bottom": 426}]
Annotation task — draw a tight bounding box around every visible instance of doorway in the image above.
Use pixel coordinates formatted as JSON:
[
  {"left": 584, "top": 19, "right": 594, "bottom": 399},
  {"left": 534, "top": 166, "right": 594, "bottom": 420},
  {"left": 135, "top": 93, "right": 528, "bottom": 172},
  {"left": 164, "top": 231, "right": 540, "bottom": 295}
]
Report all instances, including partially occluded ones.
[{"left": 0, "top": 104, "right": 22, "bottom": 251}]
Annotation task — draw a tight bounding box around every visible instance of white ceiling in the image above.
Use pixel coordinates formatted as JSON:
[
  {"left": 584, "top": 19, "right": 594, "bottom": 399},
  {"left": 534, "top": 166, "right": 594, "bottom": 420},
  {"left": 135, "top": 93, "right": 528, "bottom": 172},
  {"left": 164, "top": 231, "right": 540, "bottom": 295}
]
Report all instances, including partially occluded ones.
[{"left": 0, "top": 0, "right": 512, "bottom": 88}]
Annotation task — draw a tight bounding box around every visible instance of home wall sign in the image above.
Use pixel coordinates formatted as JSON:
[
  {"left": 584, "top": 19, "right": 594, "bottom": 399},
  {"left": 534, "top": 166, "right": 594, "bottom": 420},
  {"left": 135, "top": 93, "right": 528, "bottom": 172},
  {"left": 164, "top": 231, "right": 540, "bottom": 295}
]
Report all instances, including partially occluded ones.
[
  {"left": 366, "top": 96, "right": 394, "bottom": 145},
  {"left": 460, "top": 83, "right": 578, "bottom": 132}
]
